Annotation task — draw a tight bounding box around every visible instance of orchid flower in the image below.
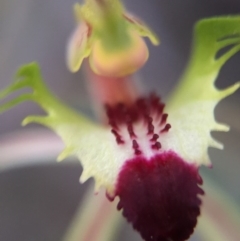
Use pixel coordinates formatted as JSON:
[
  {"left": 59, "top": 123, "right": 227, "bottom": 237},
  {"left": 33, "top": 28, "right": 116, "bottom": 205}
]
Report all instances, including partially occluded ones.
[{"left": 0, "top": 2, "right": 240, "bottom": 240}]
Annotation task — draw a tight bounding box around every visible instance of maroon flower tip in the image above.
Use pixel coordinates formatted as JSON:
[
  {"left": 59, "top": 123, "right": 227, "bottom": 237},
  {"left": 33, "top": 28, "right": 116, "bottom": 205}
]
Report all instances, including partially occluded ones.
[{"left": 114, "top": 151, "right": 204, "bottom": 241}]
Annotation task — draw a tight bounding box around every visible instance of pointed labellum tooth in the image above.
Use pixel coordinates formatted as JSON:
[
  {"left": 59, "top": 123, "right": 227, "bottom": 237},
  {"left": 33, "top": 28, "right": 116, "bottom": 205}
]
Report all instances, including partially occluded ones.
[
  {"left": 214, "top": 123, "right": 230, "bottom": 132},
  {"left": 209, "top": 138, "right": 224, "bottom": 150},
  {"left": 94, "top": 180, "right": 102, "bottom": 193},
  {"left": 57, "top": 147, "right": 74, "bottom": 162},
  {"left": 80, "top": 170, "right": 91, "bottom": 183}
]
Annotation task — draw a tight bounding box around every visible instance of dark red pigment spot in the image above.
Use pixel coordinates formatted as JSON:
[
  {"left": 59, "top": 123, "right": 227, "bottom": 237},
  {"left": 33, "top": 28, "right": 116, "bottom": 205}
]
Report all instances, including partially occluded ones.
[
  {"left": 114, "top": 151, "right": 204, "bottom": 241},
  {"left": 105, "top": 94, "right": 171, "bottom": 153}
]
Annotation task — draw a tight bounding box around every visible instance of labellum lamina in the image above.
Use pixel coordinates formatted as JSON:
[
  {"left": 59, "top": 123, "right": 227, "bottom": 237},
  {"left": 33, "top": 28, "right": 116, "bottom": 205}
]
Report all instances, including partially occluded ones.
[{"left": 105, "top": 94, "right": 204, "bottom": 241}]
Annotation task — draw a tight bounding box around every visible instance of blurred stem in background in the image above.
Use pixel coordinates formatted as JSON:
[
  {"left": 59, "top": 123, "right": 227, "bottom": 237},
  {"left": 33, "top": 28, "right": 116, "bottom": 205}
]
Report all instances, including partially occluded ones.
[
  {"left": 62, "top": 183, "right": 122, "bottom": 241},
  {"left": 198, "top": 174, "right": 240, "bottom": 241}
]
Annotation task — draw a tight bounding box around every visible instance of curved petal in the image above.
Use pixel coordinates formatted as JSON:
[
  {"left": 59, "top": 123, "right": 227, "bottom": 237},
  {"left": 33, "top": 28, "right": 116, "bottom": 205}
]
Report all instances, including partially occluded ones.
[
  {"left": 124, "top": 12, "right": 160, "bottom": 46},
  {"left": 165, "top": 16, "right": 240, "bottom": 166},
  {"left": 66, "top": 21, "right": 92, "bottom": 72}
]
